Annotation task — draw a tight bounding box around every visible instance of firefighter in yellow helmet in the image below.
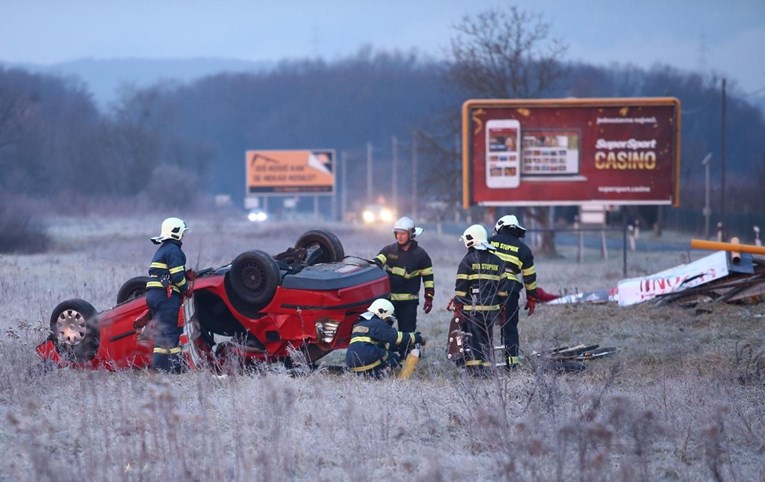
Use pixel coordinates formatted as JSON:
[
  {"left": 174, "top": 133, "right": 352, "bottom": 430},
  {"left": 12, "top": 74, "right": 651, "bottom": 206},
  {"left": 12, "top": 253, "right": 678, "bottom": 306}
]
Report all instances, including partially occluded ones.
[{"left": 146, "top": 217, "right": 191, "bottom": 373}]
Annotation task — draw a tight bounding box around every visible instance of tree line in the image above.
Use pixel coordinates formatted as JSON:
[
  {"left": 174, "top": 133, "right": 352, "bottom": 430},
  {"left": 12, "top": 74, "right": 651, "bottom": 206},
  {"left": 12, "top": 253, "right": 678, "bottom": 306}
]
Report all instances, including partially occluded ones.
[{"left": 1, "top": 15, "right": 763, "bottom": 230}]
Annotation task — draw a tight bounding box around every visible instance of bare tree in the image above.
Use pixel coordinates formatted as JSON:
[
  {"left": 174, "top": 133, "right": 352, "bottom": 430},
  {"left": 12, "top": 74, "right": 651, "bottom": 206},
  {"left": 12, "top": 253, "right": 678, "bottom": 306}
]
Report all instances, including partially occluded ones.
[
  {"left": 0, "top": 88, "right": 30, "bottom": 155},
  {"left": 447, "top": 6, "right": 568, "bottom": 255}
]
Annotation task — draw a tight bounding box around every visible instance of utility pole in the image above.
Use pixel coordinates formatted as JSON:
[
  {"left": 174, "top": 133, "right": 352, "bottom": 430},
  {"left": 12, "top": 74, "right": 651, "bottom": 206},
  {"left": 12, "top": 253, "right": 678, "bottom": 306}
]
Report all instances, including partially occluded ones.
[
  {"left": 366, "top": 142, "right": 373, "bottom": 204},
  {"left": 720, "top": 78, "right": 727, "bottom": 237},
  {"left": 341, "top": 150, "right": 348, "bottom": 222},
  {"left": 411, "top": 131, "right": 418, "bottom": 220},
  {"left": 392, "top": 136, "right": 398, "bottom": 214},
  {"left": 702, "top": 153, "right": 712, "bottom": 239}
]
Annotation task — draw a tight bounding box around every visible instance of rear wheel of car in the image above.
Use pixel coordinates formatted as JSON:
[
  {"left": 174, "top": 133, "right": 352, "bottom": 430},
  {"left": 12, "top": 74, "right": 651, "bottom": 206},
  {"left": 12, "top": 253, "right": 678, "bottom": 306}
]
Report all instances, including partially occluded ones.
[
  {"left": 229, "top": 250, "right": 281, "bottom": 309},
  {"left": 295, "top": 230, "right": 345, "bottom": 264},
  {"left": 116, "top": 276, "right": 149, "bottom": 304},
  {"left": 49, "top": 299, "right": 99, "bottom": 363}
]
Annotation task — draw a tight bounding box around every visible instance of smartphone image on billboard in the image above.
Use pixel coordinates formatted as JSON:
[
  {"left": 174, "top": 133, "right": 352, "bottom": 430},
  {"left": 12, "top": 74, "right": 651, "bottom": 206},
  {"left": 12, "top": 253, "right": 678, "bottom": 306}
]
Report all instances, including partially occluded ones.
[{"left": 485, "top": 119, "right": 521, "bottom": 189}]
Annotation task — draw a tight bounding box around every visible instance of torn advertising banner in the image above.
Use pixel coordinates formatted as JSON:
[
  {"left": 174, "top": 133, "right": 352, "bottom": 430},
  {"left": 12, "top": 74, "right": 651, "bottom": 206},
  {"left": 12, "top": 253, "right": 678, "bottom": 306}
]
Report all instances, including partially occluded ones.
[
  {"left": 617, "top": 251, "right": 729, "bottom": 306},
  {"left": 546, "top": 288, "right": 618, "bottom": 305}
]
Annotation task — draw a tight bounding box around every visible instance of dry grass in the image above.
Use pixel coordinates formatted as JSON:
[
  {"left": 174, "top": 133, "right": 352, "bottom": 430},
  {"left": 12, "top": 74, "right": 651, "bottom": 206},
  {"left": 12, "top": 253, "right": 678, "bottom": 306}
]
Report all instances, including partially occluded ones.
[{"left": 2, "top": 211, "right": 765, "bottom": 481}]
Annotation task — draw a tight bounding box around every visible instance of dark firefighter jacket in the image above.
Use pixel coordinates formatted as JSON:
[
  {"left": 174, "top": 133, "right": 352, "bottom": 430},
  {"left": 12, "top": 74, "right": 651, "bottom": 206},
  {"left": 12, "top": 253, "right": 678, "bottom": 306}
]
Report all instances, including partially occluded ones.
[
  {"left": 146, "top": 239, "right": 189, "bottom": 295},
  {"left": 374, "top": 240, "right": 434, "bottom": 302},
  {"left": 488, "top": 232, "right": 538, "bottom": 298},
  {"left": 345, "top": 313, "right": 422, "bottom": 372},
  {"left": 454, "top": 248, "right": 509, "bottom": 313}
]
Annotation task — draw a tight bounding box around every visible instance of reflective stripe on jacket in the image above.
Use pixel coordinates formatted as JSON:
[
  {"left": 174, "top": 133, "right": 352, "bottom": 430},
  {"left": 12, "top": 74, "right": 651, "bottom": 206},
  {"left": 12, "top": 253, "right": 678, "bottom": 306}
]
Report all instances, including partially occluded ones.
[
  {"left": 374, "top": 240, "right": 434, "bottom": 302},
  {"left": 146, "top": 239, "right": 188, "bottom": 294},
  {"left": 489, "top": 232, "right": 538, "bottom": 298}
]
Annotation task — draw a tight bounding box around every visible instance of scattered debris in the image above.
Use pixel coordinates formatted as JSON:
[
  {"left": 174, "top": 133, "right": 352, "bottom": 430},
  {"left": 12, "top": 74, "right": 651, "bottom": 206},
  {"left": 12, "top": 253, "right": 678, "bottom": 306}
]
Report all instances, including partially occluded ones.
[
  {"left": 528, "top": 344, "right": 617, "bottom": 372},
  {"left": 542, "top": 250, "right": 765, "bottom": 308}
]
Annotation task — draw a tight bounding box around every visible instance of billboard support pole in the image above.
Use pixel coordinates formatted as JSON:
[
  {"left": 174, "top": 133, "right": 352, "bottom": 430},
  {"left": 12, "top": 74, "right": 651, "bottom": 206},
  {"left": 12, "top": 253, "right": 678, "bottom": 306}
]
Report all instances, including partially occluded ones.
[{"left": 622, "top": 224, "right": 628, "bottom": 277}]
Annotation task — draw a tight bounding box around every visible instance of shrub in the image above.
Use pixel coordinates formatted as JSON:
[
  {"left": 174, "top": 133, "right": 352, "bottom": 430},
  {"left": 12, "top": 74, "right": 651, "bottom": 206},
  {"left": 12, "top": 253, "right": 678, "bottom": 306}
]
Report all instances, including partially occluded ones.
[{"left": 0, "top": 194, "right": 51, "bottom": 253}]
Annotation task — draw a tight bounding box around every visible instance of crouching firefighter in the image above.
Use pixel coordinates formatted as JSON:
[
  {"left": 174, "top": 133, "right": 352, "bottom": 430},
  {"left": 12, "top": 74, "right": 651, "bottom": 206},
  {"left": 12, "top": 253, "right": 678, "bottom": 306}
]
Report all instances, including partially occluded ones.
[
  {"left": 146, "top": 217, "right": 191, "bottom": 373},
  {"left": 345, "top": 298, "right": 426, "bottom": 378}
]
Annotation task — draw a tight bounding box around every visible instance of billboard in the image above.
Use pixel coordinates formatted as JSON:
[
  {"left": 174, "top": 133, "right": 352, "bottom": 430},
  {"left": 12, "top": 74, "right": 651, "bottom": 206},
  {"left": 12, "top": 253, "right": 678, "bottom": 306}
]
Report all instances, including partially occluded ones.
[
  {"left": 462, "top": 98, "right": 680, "bottom": 208},
  {"left": 246, "top": 150, "right": 335, "bottom": 195}
]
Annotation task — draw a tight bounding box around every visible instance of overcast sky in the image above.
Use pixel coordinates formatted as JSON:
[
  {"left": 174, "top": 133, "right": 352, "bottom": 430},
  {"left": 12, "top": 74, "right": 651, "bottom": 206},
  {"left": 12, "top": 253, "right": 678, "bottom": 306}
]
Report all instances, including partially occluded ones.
[{"left": 1, "top": 0, "right": 764, "bottom": 96}]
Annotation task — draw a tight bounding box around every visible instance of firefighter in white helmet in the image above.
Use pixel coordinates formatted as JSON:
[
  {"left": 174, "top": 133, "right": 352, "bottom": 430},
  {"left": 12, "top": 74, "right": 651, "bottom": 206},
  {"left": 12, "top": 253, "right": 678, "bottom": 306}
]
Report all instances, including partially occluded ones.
[
  {"left": 448, "top": 224, "right": 510, "bottom": 377},
  {"left": 146, "top": 217, "right": 191, "bottom": 373},
  {"left": 373, "top": 216, "right": 434, "bottom": 355},
  {"left": 345, "top": 298, "right": 426, "bottom": 378},
  {"left": 489, "top": 214, "right": 538, "bottom": 370}
]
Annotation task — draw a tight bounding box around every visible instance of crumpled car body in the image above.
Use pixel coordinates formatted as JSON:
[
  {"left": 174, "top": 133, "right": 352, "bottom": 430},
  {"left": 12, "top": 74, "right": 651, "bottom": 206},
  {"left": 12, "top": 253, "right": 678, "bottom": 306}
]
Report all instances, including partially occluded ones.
[{"left": 36, "top": 230, "right": 389, "bottom": 371}]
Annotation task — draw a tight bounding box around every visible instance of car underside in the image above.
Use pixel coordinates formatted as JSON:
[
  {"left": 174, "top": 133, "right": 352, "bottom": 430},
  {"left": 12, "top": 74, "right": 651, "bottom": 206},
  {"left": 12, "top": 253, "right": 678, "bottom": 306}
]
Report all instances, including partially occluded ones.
[{"left": 36, "top": 229, "right": 390, "bottom": 372}]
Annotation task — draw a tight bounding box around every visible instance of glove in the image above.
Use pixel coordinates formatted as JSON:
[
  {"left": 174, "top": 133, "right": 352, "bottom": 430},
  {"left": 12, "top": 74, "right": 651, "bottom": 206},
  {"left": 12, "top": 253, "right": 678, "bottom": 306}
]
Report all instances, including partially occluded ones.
[
  {"left": 423, "top": 298, "right": 433, "bottom": 314},
  {"left": 447, "top": 298, "right": 464, "bottom": 317},
  {"left": 185, "top": 269, "right": 197, "bottom": 280},
  {"left": 414, "top": 332, "right": 427, "bottom": 346},
  {"left": 182, "top": 287, "right": 194, "bottom": 299},
  {"left": 524, "top": 297, "right": 536, "bottom": 316}
]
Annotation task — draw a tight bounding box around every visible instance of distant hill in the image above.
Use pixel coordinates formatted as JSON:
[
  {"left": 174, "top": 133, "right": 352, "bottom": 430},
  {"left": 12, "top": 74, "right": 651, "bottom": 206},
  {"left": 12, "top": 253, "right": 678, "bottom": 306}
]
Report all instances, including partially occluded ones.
[{"left": 1, "top": 57, "right": 273, "bottom": 109}]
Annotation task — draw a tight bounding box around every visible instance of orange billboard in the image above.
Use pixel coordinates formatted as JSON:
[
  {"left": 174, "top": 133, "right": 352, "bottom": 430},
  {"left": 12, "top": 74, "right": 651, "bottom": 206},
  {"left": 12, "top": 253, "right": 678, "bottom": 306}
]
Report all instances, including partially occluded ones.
[
  {"left": 246, "top": 150, "right": 335, "bottom": 194},
  {"left": 462, "top": 98, "right": 681, "bottom": 208}
]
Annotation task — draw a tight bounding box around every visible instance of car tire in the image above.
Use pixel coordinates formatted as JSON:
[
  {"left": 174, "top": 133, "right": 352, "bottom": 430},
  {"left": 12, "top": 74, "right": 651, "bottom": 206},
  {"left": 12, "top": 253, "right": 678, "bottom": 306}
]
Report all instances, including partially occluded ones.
[
  {"left": 49, "top": 299, "right": 99, "bottom": 363},
  {"left": 229, "top": 250, "right": 281, "bottom": 309},
  {"left": 295, "top": 230, "right": 345, "bottom": 264},
  {"left": 116, "top": 276, "right": 150, "bottom": 304}
]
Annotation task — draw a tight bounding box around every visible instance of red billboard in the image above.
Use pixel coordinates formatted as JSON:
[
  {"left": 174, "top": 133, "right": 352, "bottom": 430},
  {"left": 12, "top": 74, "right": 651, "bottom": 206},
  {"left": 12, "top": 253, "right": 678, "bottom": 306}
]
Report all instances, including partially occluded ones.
[{"left": 462, "top": 98, "right": 680, "bottom": 208}]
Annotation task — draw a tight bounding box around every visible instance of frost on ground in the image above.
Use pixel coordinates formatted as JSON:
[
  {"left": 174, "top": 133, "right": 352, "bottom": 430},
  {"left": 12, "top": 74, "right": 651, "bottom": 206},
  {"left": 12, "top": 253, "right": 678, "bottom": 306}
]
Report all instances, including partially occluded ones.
[{"left": 1, "top": 213, "right": 765, "bottom": 481}]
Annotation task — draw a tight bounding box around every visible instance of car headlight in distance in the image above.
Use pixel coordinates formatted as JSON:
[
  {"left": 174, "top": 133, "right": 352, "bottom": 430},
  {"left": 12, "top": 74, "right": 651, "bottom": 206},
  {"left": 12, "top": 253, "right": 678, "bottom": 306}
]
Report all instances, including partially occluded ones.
[
  {"left": 379, "top": 208, "right": 394, "bottom": 223},
  {"left": 315, "top": 319, "right": 340, "bottom": 344},
  {"left": 362, "top": 210, "right": 375, "bottom": 224},
  {"left": 248, "top": 211, "right": 268, "bottom": 222}
]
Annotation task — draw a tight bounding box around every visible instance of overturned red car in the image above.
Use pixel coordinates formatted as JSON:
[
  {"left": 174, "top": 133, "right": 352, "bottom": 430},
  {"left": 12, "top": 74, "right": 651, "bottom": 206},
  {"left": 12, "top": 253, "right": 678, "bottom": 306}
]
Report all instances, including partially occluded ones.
[{"left": 36, "top": 229, "right": 389, "bottom": 371}]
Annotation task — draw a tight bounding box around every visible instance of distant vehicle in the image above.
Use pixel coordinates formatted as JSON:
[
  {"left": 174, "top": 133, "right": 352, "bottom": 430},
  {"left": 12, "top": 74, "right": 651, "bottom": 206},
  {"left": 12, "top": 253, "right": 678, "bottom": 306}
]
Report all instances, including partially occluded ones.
[
  {"left": 36, "top": 230, "right": 390, "bottom": 372},
  {"left": 247, "top": 209, "right": 269, "bottom": 223},
  {"left": 361, "top": 204, "right": 396, "bottom": 225}
]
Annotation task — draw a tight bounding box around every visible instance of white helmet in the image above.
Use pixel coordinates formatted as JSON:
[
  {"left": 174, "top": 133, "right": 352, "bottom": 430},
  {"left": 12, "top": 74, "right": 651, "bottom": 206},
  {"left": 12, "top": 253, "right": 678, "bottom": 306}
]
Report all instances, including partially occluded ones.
[
  {"left": 494, "top": 214, "right": 526, "bottom": 234},
  {"left": 461, "top": 224, "right": 492, "bottom": 250},
  {"left": 392, "top": 216, "right": 423, "bottom": 238},
  {"left": 367, "top": 298, "right": 395, "bottom": 320},
  {"left": 151, "top": 217, "right": 189, "bottom": 244}
]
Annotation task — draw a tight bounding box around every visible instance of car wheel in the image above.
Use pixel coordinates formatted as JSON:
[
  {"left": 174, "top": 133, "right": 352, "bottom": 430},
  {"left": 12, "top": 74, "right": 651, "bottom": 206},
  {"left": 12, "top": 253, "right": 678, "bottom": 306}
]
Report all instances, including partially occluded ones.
[
  {"left": 229, "top": 250, "right": 281, "bottom": 309},
  {"left": 49, "top": 299, "right": 99, "bottom": 363},
  {"left": 116, "top": 276, "right": 149, "bottom": 304},
  {"left": 295, "top": 230, "right": 345, "bottom": 264}
]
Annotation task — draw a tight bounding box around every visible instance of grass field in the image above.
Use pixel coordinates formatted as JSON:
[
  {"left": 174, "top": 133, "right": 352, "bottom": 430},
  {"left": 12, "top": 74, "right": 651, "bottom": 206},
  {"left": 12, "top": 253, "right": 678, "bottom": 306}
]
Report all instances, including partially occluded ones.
[{"left": 2, "top": 212, "right": 764, "bottom": 481}]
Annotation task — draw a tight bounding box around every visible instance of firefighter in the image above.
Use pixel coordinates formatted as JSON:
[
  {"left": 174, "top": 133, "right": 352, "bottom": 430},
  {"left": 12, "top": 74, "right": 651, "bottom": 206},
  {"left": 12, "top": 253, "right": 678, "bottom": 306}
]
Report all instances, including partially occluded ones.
[
  {"left": 373, "top": 217, "right": 434, "bottom": 345},
  {"left": 345, "top": 298, "right": 426, "bottom": 378},
  {"left": 489, "top": 214, "right": 538, "bottom": 370},
  {"left": 146, "top": 217, "right": 191, "bottom": 373},
  {"left": 451, "top": 224, "right": 509, "bottom": 377}
]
